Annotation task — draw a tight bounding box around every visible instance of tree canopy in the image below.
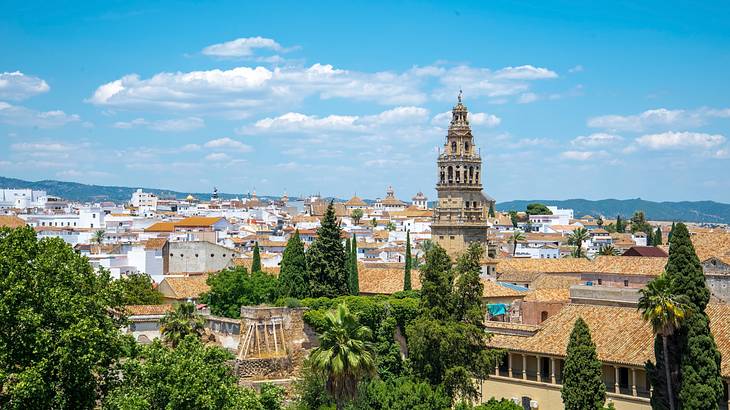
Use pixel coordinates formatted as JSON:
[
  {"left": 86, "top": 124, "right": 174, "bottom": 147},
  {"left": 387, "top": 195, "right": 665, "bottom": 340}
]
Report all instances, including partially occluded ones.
[
  {"left": 306, "top": 201, "right": 350, "bottom": 297},
  {"left": 561, "top": 318, "right": 606, "bottom": 410},
  {"left": 200, "top": 267, "right": 279, "bottom": 318},
  {"left": 278, "top": 230, "right": 308, "bottom": 299},
  {"left": 526, "top": 203, "right": 552, "bottom": 215},
  {"left": 114, "top": 272, "right": 163, "bottom": 305}
]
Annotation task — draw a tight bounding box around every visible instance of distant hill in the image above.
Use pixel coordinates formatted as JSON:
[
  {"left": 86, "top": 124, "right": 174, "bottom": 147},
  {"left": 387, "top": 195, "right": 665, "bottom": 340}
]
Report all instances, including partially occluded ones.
[
  {"left": 497, "top": 199, "right": 730, "bottom": 224},
  {"left": 0, "top": 176, "right": 280, "bottom": 203}
]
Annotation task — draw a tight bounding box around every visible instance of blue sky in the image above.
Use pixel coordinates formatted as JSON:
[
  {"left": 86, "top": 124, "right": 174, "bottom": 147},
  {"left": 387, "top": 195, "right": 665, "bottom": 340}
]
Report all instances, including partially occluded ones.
[{"left": 2, "top": 0, "right": 730, "bottom": 202}]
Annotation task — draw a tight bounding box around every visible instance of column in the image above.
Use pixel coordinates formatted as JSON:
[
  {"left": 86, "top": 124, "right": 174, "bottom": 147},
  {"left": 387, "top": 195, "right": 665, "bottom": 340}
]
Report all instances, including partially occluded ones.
[
  {"left": 536, "top": 355, "right": 541, "bottom": 382},
  {"left": 522, "top": 354, "right": 527, "bottom": 380},
  {"left": 494, "top": 357, "right": 499, "bottom": 376},
  {"left": 631, "top": 368, "right": 637, "bottom": 397},
  {"left": 614, "top": 366, "right": 620, "bottom": 394},
  {"left": 550, "top": 357, "right": 556, "bottom": 384},
  {"left": 508, "top": 353, "right": 513, "bottom": 378},
  {"left": 272, "top": 319, "right": 278, "bottom": 353},
  {"left": 263, "top": 321, "right": 269, "bottom": 353}
]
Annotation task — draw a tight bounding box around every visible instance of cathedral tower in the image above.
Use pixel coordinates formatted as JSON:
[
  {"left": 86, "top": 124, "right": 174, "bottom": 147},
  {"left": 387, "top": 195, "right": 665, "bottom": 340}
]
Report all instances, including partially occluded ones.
[{"left": 432, "top": 92, "right": 495, "bottom": 256}]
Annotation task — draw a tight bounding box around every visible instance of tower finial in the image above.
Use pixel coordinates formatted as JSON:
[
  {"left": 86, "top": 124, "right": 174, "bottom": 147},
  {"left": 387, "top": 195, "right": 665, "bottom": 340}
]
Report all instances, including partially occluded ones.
[{"left": 458, "top": 88, "right": 462, "bottom": 103}]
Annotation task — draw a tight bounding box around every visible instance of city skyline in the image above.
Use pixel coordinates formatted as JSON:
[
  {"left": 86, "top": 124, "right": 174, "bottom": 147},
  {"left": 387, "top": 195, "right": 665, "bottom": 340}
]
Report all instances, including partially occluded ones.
[{"left": 2, "top": 1, "right": 730, "bottom": 202}]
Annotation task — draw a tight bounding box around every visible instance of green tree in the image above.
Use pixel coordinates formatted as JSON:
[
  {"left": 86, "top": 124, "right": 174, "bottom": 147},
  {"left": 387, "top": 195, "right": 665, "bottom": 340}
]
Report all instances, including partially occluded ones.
[
  {"left": 488, "top": 202, "right": 496, "bottom": 218},
  {"left": 509, "top": 230, "right": 525, "bottom": 257},
  {"left": 278, "top": 230, "right": 308, "bottom": 299},
  {"left": 668, "top": 221, "right": 676, "bottom": 242},
  {"left": 568, "top": 227, "right": 590, "bottom": 258},
  {"left": 115, "top": 272, "right": 163, "bottom": 305},
  {"left": 0, "top": 227, "right": 127, "bottom": 409},
  {"left": 351, "top": 208, "right": 364, "bottom": 225},
  {"left": 306, "top": 201, "right": 350, "bottom": 297},
  {"left": 354, "top": 376, "right": 452, "bottom": 410},
  {"left": 93, "top": 228, "right": 106, "bottom": 254},
  {"left": 654, "top": 226, "right": 663, "bottom": 246},
  {"left": 418, "top": 243, "right": 453, "bottom": 320},
  {"left": 160, "top": 302, "right": 205, "bottom": 348},
  {"left": 508, "top": 210, "right": 518, "bottom": 228},
  {"left": 526, "top": 203, "right": 552, "bottom": 215},
  {"left": 201, "top": 267, "right": 279, "bottom": 318},
  {"left": 370, "top": 218, "right": 378, "bottom": 227},
  {"left": 616, "top": 215, "right": 625, "bottom": 233},
  {"left": 639, "top": 275, "right": 691, "bottom": 410},
  {"left": 104, "top": 336, "right": 267, "bottom": 410},
  {"left": 349, "top": 233, "right": 359, "bottom": 295},
  {"left": 309, "top": 303, "right": 376, "bottom": 410},
  {"left": 252, "top": 242, "right": 262, "bottom": 273},
  {"left": 386, "top": 221, "right": 396, "bottom": 231},
  {"left": 666, "top": 223, "right": 723, "bottom": 409},
  {"left": 404, "top": 230, "right": 412, "bottom": 291},
  {"left": 597, "top": 245, "right": 620, "bottom": 256},
  {"left": 561, "top": 318, "right": 606, "bottom": 410}
]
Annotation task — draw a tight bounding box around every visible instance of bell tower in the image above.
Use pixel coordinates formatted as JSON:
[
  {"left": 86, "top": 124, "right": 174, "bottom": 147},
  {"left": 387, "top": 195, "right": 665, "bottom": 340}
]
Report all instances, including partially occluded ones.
[{"left": 432, "top": 92, "right": 495, "bottom": 256}]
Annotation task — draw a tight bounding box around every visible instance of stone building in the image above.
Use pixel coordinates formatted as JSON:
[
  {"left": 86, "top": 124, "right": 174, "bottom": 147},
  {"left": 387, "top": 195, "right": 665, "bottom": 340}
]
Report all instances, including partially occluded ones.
[{"left": 432, "top": 92, "right": 495, "bottom": 256}]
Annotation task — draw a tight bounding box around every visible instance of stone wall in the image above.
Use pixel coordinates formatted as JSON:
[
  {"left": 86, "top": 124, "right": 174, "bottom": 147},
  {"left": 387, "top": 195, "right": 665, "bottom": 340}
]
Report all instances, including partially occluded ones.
[{"left": 704, "top": 258, "right": 730, "bottom": 302}]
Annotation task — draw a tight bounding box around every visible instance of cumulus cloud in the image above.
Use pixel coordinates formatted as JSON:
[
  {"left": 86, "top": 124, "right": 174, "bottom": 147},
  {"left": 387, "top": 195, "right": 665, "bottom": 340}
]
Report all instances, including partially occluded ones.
[
  {"left": 0, "top": 71, "right": 50, "bottom": 100},
  {"left": 635, "top": 131, "right": 726, "bottom": 150},
  {"left": 11, "top": 142, "right": 87, "bottom": 152},
  {"left": 586, "top": 107, "right": 730, "bottom": 132},
  {"left": 517, "top": 93, "right": 538, "bottom": 104},
  {"left": 202, "top": 36, "right": 284, "bottom": 58},
  {"left": 0, "top": 102, "right": 80, "bottom": 128},
  {"left": 113, "top": 117, "right": 204, "bottom": 131},
  {"left": 204, "top": 137, "right": 252, "bottom": 152},
  {"left": 560, "top": 150, "right": 606, "bottom": 161},
  {"left": 205, "top": 152, "right": 230, "bottom": 161},
  {"left": 87, "top": 62, "right": 558, "bottom": 114},
  {"left": 571, "top": 133, "right": 623, "bottom": 147}
]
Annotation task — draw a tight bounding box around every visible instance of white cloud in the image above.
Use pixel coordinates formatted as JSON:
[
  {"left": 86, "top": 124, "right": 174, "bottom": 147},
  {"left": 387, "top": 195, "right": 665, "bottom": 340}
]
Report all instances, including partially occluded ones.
[
  {"left": 180, "top": 143, "right": 201, "bottom": 152},
  {"left": 204, "top": 137, "right": 252, "bottom": 152},
  {"left": 571, "top": 133, "right": 623, "bottom": 147},
  {"left": 431, "top": 111, "right": 501, "bottom": 127},
  {"left": 113, "top": 117, "right": 204, "bottom": 131},
  {"left": 0, "top": 71, "right": 50, "bottom": 100},
  {"left": 560, "top": 150, "right": 606, "bottom": 161},
  {"left": 568, "top": 65, "right": 584, "bottom": 73},
  {"left": 517, "top": 93, "right": 538, "bottom": 104},
  {"left": 0, "top": 102, "right": 80, "bottom": 128},
  {"left": 205, "top": 152, "right": 230, "bottom": 161},
  {"left": 635, "top": 131, "right": 726, "bottom": 150},
  {"left": 586, "top": 108, "right": 729, "bottom": 132},
  {"left": 88, "top": 62, "right": 558, "bottom": 114},
  {"left": 11, "top": 142, "right": 86, "bottom": 152},
  {"left": 202, "top": 36, "right": 284, "bottom": 58}
]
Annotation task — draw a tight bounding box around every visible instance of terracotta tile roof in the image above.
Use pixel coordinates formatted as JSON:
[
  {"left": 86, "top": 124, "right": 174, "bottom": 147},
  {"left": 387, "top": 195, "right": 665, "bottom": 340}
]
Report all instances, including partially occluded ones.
[
  {"left": 0, "top": 215, "right": 27, "bottom": 228},
  {"left": 622, "top": 246, "right": 669, "bottom": 257},
  {"left": 531, "top": 274, "right": 582, "bottom": 290},
  {"left": 231, "top": 258, "right": 280, "bottom": 275},
  {"left": 691, "top": 232, "right": 730, "bottom": 262},
  {"left": 496, "top": 258, "right": 593, "bottom": 275},
  {"left": 707, "top": 304, "right": 730, "bottom": 377},
  {"left": 159, "top": 275, "right": 210, "bottom": 300},
  {"left": 591, "top": 256, "right": 667, "bottom": 276},
  {"left": 123, "top": 304, "right": 174, "bottom": 315},
  {"left": 482, "top": 279, "right": 528, "bottom": 298},
  {"left": 144, "top": 222, "right": 176, "bottom": 232},
  {"left": 497, "top": 270, "right": 542, "bottom": 283},
  {"left": 522, "top": 288, "right": 571, "bottom": 302},
  {"left": 344, "top": 196, "right": 368, "bottom": 207},
  {"left": 144, "top": 238, "right": 167, "bottom": 250},
  {"left": 175, "top": 216, "right": 224, "bottom": 227},
  {"left": 358, "top": 267, "right": 421, "bottom": 295},
  {"left": 391, "top": 206, "right": 433, "bottom": 218}
]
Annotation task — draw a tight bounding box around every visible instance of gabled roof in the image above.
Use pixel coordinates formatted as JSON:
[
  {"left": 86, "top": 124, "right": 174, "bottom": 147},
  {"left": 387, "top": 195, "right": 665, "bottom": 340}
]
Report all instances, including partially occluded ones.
[
  {"left": 358, "top": 266, "right": 421, "bottom": 295},
  {"left": 481, "top": 279, "right": 528, "bottom": 298},
  {"left": 344, "top": 196, "right": 368, "bottom": 207},
  {"left": 123, "top": 304, "right": 174, "bottom": 316},
  {"left": 622, "top": 246, "right": 669, "bottom": 257},
  {"left": 144, "top": 222, "right": 176, "bottom": 232},
  {"left": 175, "top": 216, "right": 225, "bottom": 227},
  {"left": 144, "top": 238, "right": 168, "bottom": 250},
  {"left": 159, "top": 275, "right": 210, "bottom": 300},
  {"left": 0, "top": 215, "right": 27, "bottom": 228}
]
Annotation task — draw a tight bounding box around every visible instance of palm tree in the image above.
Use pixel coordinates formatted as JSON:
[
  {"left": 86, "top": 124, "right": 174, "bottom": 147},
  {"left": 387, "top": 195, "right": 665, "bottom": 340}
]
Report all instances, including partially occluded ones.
[
  {"left": 309, "top": 303, "right": 376, "bottom": 410},
  {"left": 160, "top": 302, "right": 205, "bottom": 348},
  {"left": 568, "top": 227, "right": 590, "bottom": 258},
  {"left": 509, "top": 230, "right": 525, "bottom": 257},
  {"left": 92, "top": 229, "right": 105, "bottom": 254},
  {"left": 638, "top": 275, "right": 691, "bottom": 410},
  {"left": 597, "top": 244, "right": 620, "bottom": 256}
]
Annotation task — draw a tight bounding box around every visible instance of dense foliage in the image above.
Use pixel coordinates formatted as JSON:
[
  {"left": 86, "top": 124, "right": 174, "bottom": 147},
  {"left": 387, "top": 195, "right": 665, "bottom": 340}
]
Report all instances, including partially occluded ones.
[
  {"left": 349, "top": 234, "right": 359, "bottom": 295},
  {"left": 104, "top": 336, "right": 273, "bottom": 410},
  {"left": 278, "top": 230, "right": 309, "bottom": 299},
  {"left": 403, "top": 231, "right": 412, "bottom": 291},
  {"left": 0, "top": 226, "right": 127, "bottom": 409},
  {"left": 306, "top": 201, "right": 350, "bottom": 297},
  {"left": 525, "top": 203, "right": 552, "bottom": 215},
  {"left": 561, "top": 318, "right": 606, "bottom": 410},
  {"left": 114, "top": 272, "right": 163, "bottom": 305},
  {"left": 407, "top": 243, "right": 499, "bottom": 401},
  {"left": 252, "top": 242, "right": 262, "bottom": 273},
  {"left": 160, "top": 302, "right": 205, "bottom": 348},
  {"left": 200, "top": 266, "right": 279, "bottom": 318}
]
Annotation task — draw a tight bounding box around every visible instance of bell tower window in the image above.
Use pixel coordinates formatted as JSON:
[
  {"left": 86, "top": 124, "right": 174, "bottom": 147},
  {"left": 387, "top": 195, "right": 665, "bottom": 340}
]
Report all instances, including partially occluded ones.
[{"left": 451, "top": 141, "right": 457, "bottom": 154}]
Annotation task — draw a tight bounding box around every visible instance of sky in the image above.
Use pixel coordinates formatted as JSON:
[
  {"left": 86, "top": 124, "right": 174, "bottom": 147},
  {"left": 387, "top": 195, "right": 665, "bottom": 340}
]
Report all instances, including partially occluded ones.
[{"left": 1, "top": 0, "right": 730, "bottom": 202}]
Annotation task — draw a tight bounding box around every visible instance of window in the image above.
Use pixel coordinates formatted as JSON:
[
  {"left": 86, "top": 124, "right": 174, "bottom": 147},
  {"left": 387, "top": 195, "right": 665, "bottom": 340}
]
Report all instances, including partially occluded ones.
[
  {"left": 451, "top": 141, "right": 457, "bottom": 153},
  {"left": 211, "top": 254, "right": 215, "bottom": 257},
  {"left": 540, "top": 311, "right": 549, "bottom": 322},
  {"left": 450, "top": 236, "right": 455, "bottom": 240},
  {"left": 195, "top": 254, "right": 199, "bottom": 257},
  {"left": 223, "top": 254, "right": 226, "bottom": 257},
  {"left": 170, "top": 253, "right": 173, "bottom": 257},
  {"left": 439, "top": 235, "right": 444, "bottom": 240},
  {"left": 180, "top": 254, "right": 184, "bottom": 257},
  {"left": 597, "top": 278, "right": 602, "bottom": 285},
  {"left": 619, "top": 367, "right": 629, "bottom": 388},
  {"left": 624, "top": 280, "right": 629, "bottom": 287}
]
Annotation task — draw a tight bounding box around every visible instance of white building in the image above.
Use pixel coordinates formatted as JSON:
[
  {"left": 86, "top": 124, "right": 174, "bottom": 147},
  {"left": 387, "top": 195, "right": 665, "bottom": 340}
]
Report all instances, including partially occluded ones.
[
  {"left": 0, "top": 188, "right": 48, "bottom": 209},
  {"left": 130, "top": 189, "right": 158, "bottom": 215},
  {"left": 411, "top": 192, "right": 428, "bottom": 210}
]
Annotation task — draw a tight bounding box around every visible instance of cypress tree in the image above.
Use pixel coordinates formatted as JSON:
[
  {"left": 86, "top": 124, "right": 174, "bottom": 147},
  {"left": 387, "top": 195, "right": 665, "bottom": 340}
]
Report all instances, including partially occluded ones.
[
  {"left": 349, "top": 233, "right": 359, "bottom": 295},
  {"left": 278, "top": 230, "right": 308, "bottom": 299},
  {"left": 666, "top": 223, "right": 723, "bottom": 409},
  {"left": 668, "top": 221, "right": 676, "bottom": 242},
  {"left": 419, "top": 243, "right": 453, "bottom": 320},
  {"left": 251, "top": 242, "right": 261, "bottom": 273},
  {"left": 616, "top": 215, "right": 625, "bottom": 233},
  {"left": 403, "top": 231, "right": 412, "bottom": 291},
  {"left": 655, "top": 226, "right": 663, "bottom": 246},
  {"left": 561, "top": 318, "right": 606, "bottom": 410},
  {"left": 488, "top": 202, "right": 495, "bottom": 218},
  {"left": 451, "top": 243, "right": 485, "bottom": 326},
  {"left": 647, "top": 228, "right": 654, "bottom": 248},
  {"left": 306, "top": 201, "right": 349, "bottom": 297}
]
